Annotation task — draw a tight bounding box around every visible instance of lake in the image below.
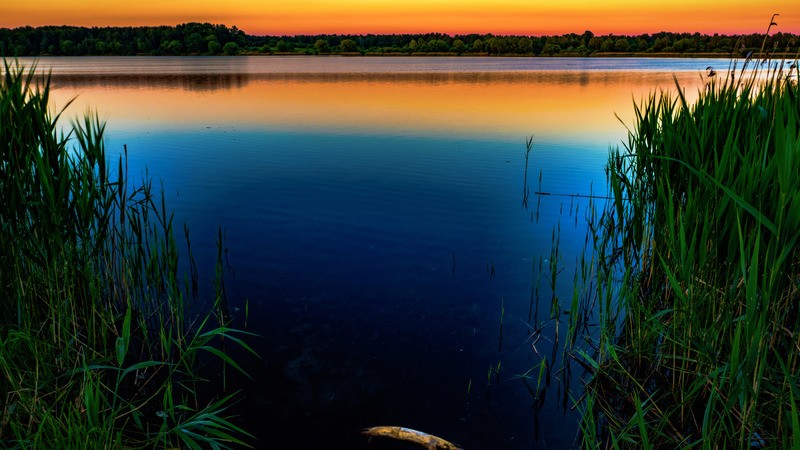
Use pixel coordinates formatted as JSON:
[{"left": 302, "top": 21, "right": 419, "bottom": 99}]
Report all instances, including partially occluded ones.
[{"left": 24, "top": 56, "right": 710, "bottom": 449}]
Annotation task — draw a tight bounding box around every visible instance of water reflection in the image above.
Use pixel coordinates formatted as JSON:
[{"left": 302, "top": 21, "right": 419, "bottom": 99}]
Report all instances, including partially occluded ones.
[
  {"left": 45, "top": 67, "right": 706, "bottom": 143},
  {"left": 48, "top": 73, "right": 252, "bottom": 91},
  {"left": 19, "top": 57, "right": 713, "bottom": 449},
  {"left": 22, "top": 55, "right": 735, "bottom": 74},
  {"left": 48, "top": 70, "right": 702, "bottom": 88}
]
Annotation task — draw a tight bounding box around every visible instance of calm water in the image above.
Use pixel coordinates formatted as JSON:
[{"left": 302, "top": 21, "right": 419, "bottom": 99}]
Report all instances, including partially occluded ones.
[{"left": 25, "top": 56, "right": 711, "bottom": 449}]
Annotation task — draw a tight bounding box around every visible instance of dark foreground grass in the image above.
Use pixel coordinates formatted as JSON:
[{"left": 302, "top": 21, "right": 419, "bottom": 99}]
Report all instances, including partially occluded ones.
[
  {"left": 563, "top": 55, "right": 800, "bottom": 447},
  {"left": 0, "top": 61, "right": 255, "bottom": 448}
]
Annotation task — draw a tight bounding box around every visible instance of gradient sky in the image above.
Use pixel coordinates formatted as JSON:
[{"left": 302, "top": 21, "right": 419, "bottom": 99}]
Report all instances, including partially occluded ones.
[{"left": 3, "top": 0, "right": 799, "bottom": 36}]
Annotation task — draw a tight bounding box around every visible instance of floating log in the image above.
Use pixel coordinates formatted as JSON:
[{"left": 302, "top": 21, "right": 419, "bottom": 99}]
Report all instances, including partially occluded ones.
[{"left": 362, "top": 426, "right": 464, "bottom": 450}]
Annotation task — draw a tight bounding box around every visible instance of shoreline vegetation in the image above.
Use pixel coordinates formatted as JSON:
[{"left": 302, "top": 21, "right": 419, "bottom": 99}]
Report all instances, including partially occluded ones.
[
  {"left": 1, "top": 23, "right": 799, "bottom": 58},
  {"left": 532, "top": 30, "right": 800, "bottom": 446},
  {"left": 0, "top": 60, "right": 255, "bottom": 448}
]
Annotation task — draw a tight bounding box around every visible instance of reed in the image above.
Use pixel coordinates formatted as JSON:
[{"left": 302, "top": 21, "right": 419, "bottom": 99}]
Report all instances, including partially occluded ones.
[
  {"left": 559, "top": 52, "right": 800, "bottom": 447},
  {"left": 0, "top": 60, "right": 254, "bottom": 448}
]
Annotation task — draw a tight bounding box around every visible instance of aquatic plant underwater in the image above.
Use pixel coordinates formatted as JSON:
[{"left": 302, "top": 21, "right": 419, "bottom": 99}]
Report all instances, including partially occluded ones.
[
  {"left": 529, "top": 23, "right": 800, "bottom": 448},
  {"left": 0, "top": 60, "right": 255, "bottom": 448}
]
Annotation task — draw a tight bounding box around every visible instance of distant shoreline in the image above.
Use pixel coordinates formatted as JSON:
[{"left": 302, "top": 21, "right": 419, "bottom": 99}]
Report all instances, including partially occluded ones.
[
  {"left": 2, "top": 23, "right": 798, "bottom": 59},
  {"left": 242, "top": 52, "right": 792, "bottom": 58},
  {"left": 14, "top": 53, "right": 795, "bottom": 59}
]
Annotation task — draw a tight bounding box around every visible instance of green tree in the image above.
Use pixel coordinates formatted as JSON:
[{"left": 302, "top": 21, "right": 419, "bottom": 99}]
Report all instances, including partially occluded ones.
[
  {"left": 542, "top": 43, "right": 561, "bottom": 55},
  {"left": 581, "top": 30, "right": 595, "bottom": 46},
  {"left": 164, "top": 39, "right": 183, "bottom": 55},
  {"left": 472, "top": 38, "right": 485, "bottom": 53},
  {"left": 276, "top": 39, "right": 289, "bottom": 52},
  {"left": 186, "top": 32, "right": 206, "bottom": 54},
  {"left": 487, "top": 37, "right": 508, "bottom": 54},
  {"left": 314, "top": 39, "right": 330, "bottom": 54},
  {"left": 614, "top": 38, "right": 629, "bottom": 52},
  {"left": 208, "top": 40, "right": 222, "bottom": 54},
  {"left": 340, "top": 39, "right": 358, "bottom": 52},
  {"left": 60, "top": 39, "right": 75, "bottom": 55},
  {"left": 653, "top": 36, "right": 671, "bottom": 52},
  {"left": 223, "top": 41, "right": 240, "bottom": 55},
  {"left": 673, "top": 37, "right": 696, "bottom": 52},
  {"left": 517, "top": 37, "right": 532, "bottom": 54},
  {"left": 427, "top": 38, "right": 449, "bottom": 52},
  {"left": 452, "top": 39, "right": 465, "bottom": 54}
]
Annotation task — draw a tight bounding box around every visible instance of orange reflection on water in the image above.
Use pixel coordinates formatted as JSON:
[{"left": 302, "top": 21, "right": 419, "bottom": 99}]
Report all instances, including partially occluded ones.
[{"left": 48, "top": 71, "right": 706, "bottom": 144}]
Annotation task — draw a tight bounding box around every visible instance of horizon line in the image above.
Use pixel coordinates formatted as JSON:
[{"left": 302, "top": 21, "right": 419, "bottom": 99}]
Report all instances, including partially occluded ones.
[{"left": 3, "top": 22, "right": 798, "bottom": 37}]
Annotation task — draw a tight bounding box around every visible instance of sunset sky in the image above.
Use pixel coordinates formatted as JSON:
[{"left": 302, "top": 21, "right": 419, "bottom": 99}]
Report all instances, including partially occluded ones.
[{"left": 2, "top": 0, "right": 799, "bottom": 36}]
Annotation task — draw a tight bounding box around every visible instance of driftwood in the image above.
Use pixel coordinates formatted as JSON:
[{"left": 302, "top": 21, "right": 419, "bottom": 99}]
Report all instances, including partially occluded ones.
[{"left": 363, "top": 426, "right": 464, "bottom": 450}]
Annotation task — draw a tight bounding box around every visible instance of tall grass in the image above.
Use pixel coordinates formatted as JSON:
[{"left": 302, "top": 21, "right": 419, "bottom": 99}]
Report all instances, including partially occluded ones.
[
  {"left": 0, "top": 60, "right": 254, "bottom": 448},
  {"left": 564, "top": 54, "right": 800, "bottom": 447}
]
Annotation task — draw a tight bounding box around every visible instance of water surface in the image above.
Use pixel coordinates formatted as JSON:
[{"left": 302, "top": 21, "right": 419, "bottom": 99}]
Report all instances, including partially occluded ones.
[{"left": 25, "top": 56, "right": 711, "bottom": 449}]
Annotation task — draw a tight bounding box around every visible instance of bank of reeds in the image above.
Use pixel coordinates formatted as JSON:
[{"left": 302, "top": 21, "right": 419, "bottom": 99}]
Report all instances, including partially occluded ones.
[
  {"left": 561, "top": 54, "right": 800, "bottom": 447},
  {"left": 0, "top": 61, "right": 254, "bottom": 448}
]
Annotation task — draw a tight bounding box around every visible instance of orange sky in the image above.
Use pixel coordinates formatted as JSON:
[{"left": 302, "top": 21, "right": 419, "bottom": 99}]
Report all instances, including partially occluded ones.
[{"left": 2, "top": 0, "right": 799, "bottom": 35}]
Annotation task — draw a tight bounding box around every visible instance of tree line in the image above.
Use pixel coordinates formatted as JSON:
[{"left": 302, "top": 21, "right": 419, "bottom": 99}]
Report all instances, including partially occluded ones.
[{"left": 1, "top": 23, "right": 798, "bottom": 57}]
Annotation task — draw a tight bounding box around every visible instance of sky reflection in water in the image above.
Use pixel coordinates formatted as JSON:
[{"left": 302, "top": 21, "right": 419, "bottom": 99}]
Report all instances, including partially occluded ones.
[{"left": 30, "top": 56, "right": 710, "bottom": 449}]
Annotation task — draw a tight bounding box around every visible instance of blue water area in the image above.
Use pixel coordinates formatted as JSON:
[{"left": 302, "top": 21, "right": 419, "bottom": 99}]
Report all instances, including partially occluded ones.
[
  {"left": 106, "top": 124, "right": 606, "bottom": 449},
  {"left": 26, "top": 56, "right": 687, "bottom": 448}
]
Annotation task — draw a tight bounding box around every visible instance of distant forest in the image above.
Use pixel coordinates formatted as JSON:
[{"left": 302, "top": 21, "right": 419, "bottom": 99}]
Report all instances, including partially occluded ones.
[{"left": 1, "top": 22, "right": 799, "bottom": 57}]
